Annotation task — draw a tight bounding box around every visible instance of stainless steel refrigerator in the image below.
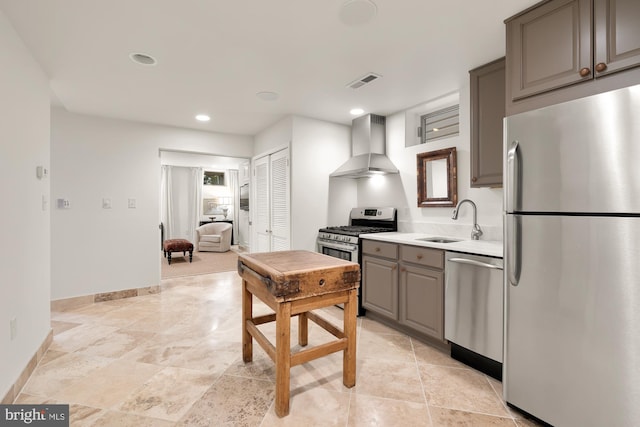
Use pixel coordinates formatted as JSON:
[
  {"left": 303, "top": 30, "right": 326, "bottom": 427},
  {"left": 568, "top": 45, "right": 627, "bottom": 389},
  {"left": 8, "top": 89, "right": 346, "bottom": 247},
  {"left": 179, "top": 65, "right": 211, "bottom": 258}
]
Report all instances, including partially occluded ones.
[{"left": 504, "top": 84, "right": 640, "bottom": 427}]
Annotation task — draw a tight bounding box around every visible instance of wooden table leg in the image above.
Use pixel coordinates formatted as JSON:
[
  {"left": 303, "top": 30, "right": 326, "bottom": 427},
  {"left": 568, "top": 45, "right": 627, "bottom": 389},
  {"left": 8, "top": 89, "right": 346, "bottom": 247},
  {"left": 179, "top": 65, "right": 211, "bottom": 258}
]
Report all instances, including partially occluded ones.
[
  {"left": 242, "top": 279, "right": 253, "bottom": 363},
  {"left": 298, "top": 312, "right": 308, "bottom": 347},
  {"left": 275, "top": 301, "right": 292, "bottom": 417},
  {"left": 343, "top": 289, "right": 357, "bottom": 388}
]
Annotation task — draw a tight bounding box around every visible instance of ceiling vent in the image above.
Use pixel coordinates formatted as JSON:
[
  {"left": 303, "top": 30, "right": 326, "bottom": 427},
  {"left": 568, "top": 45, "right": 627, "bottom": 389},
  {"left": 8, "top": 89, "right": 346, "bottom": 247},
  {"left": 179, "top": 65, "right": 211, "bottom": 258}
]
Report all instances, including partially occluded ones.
[{"left": 347, "top": 73, "right": 382, "bottom": 89}]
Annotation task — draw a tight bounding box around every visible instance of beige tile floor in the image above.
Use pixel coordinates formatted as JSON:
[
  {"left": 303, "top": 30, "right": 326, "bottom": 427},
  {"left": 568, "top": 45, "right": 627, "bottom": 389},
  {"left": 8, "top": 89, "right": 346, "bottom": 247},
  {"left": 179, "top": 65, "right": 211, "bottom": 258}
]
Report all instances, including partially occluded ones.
[{"left": 17, "top": 271, "right": 543, "bottom": 426}]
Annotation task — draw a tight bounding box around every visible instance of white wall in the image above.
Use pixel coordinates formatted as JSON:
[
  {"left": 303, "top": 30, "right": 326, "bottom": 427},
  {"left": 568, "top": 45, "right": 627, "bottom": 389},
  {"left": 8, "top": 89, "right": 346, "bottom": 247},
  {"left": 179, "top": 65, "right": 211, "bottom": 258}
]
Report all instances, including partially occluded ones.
[
  {"left": 0, "top": 11, "right": 51, "bottom": 399},
  {"left": 253, "top": 115, "right": 355, "bottom": 252},
  {"left": 253, "top": 116, "right": 293, "bottom": 156},
  {"left": 51, "top": 109, "right": 253, "bottom": 300},
  {"left": 358, "top": 84, "right": 504, "bottom": 240},
  {"left": 291, "top": 116, "right": 354, "bottom": 250}
]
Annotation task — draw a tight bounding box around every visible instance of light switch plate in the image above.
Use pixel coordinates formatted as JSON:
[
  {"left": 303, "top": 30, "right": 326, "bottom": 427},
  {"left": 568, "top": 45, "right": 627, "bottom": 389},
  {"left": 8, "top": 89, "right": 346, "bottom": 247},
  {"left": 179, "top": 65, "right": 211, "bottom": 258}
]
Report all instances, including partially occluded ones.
[
  {"left": 128, "top": 198, "right": 136, "bottom": 209},
  {"left": 36, "top": 166, "right": 48, "bottom": 179},
  {"left": 102, "top": 198, "right": 112, "bottom": 209}
]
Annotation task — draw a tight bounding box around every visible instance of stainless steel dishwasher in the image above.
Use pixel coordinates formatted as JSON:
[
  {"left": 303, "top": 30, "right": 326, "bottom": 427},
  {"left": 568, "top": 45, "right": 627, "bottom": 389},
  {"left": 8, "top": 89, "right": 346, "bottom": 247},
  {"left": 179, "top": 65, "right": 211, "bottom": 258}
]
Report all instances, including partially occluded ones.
[{"left": 445, "top": 251, "right": 504, "bottom": 379}]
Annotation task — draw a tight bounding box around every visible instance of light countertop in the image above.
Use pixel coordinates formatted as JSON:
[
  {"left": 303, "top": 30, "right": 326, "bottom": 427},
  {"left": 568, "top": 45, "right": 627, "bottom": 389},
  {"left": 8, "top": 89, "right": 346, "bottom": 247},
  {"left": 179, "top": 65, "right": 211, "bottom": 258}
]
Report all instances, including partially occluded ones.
[{"left": 360, "top": 232, "right": 503, "bottom": 258}]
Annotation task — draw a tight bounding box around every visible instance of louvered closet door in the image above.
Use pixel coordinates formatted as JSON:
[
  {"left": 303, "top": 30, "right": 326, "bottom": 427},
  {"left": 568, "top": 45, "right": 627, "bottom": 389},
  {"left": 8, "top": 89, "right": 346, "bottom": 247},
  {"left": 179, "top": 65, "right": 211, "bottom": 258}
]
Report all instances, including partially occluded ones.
[
  {"left": 269, "top": 148, "right": 290, "bottom": 251},
  {"left": 254, "top": 155, "right": 271, "bottom": 252}
]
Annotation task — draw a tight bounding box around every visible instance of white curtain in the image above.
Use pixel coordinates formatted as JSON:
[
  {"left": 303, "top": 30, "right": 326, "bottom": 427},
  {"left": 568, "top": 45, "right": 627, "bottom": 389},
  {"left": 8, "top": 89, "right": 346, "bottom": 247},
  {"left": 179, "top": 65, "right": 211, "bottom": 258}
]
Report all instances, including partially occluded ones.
[
  {"left": 160, "top": 165, "right": 203, "bottom": 244},
  {"left": 227, "top": 169, "right": 239, "bottom": 245},
  {"left": 160, "top": 165, "right": 173, "bottom": 240},
  {"left": 189, "top": 167, "right": 204, "bottom": 244}
]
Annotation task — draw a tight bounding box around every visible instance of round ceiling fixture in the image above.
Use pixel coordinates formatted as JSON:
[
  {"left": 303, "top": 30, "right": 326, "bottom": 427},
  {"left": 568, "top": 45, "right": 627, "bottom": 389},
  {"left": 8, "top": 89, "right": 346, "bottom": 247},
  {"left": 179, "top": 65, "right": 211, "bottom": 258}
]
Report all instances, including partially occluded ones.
[
  {"left": 339, "top": 0, "right": 377, "bottom": 26},
  {"left": 195, "top": 114, "right": 211, "bottom": 122},
  {"left": 129, "top": 52, "right": 157, "bottom": 66},
  {"left": 350, "top": 108, "right": 364, "bottom": 115},
  {"left": 256, "top": 91, "right": 280, "bottom": 101}
]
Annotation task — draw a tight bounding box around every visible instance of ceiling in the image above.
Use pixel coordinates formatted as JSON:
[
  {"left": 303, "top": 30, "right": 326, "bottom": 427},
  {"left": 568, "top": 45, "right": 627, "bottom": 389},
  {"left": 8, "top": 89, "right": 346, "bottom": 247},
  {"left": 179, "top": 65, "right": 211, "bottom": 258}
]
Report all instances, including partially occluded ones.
[{"left": 1, "top": 0, "right": 539, "bottom": 136}]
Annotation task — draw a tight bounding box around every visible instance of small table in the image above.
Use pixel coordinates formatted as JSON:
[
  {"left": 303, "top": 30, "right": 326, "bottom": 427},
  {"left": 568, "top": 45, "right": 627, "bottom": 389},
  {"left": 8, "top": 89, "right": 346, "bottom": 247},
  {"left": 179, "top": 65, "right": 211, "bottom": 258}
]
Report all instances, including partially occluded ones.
[{"left": 237, "top": 250, "right": 360, "bottom": 417}]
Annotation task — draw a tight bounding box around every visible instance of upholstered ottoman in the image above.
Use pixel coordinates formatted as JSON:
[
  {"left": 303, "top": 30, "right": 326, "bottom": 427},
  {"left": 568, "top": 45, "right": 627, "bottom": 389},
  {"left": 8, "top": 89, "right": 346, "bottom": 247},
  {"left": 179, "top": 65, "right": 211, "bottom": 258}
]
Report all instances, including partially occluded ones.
[{"left": 163, "top": 239, "right": 194, "bottom": 265}]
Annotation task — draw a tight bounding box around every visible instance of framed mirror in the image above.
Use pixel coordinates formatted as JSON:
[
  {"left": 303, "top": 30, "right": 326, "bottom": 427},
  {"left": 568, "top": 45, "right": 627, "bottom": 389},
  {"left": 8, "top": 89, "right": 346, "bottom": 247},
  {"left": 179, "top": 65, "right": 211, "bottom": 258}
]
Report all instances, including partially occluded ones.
[{"left": 417, "top": 147, "right": 457, "bottom": 207}]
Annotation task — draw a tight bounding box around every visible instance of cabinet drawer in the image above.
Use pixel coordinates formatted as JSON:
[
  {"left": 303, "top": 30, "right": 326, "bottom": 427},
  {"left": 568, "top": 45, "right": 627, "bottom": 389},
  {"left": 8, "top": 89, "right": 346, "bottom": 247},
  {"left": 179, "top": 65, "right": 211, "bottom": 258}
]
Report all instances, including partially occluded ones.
[
  {"left": 401, "top": 245, "right": 444, "bottom": 269},
  {"left": 362, "top": 240, "right": 398, "bottom": 259}
]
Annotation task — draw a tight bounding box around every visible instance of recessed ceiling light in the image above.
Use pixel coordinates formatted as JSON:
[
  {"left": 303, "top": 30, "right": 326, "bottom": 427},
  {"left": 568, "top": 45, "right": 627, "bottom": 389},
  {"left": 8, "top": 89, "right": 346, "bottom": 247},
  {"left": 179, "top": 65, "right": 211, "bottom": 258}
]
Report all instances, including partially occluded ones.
[
  {"left": 256, "top": 91, "right": 279, "bottom": 101},
  {"left": 350, "top": 108, "right": 365, "bottom": 115},
  {"left": 129, "top": 52, "right": 157, "bottom": 66},
  {"left": 195, "top": 114, "right": 211, "bottom": 122},
  {"left": 339, "top": 0, "right": 377, "bottom": 26}
]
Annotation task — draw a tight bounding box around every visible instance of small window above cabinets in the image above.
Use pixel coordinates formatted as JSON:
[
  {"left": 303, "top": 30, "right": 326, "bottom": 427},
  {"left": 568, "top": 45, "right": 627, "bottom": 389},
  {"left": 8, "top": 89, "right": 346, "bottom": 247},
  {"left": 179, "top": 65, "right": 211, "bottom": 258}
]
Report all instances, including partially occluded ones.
[
  {"left": 469, "top": 57, "right": 505, "bottom": 188},
  {"left": 418, "top": 105, "right": 460, "bottom": 144},
  {"left": 404, "top": 92, "right": 460, "bottom": 148}
]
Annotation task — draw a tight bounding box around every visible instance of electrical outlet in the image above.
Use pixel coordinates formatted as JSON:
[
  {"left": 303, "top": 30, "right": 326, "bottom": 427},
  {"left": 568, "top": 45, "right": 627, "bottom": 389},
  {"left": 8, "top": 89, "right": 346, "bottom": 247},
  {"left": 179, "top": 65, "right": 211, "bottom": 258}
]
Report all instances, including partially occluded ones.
[
  {"left": 57, "top": 198, "right": 71, "bottom": 209},
  {"left": 128, "top": 198, "right": 136, "bottom": 209},
  {"left": 10, "top": 318, "right": 17, "bottom": 340},
  {"left": 102, "top": 198, "right": 112, "bottom": 209}
]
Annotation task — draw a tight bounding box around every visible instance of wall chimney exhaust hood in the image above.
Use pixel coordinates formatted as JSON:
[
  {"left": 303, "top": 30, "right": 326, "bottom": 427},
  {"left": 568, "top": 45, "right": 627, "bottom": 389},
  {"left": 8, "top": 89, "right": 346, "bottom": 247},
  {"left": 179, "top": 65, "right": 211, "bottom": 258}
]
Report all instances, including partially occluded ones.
[{"left": 330, "top": 114, "right": 399, "bottom": 178}]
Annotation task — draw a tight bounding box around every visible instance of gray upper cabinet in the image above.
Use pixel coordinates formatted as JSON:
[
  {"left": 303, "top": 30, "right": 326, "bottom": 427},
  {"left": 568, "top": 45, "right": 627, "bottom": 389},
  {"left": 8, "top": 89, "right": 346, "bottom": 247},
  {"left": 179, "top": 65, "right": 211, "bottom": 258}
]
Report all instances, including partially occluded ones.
[
  {"left": 594, "top": 0, "right": 640, "bottom": 76},
  {"left": 469, "top": 58, "right": 505, "bottom": 188},
  {"left": 506, "top": 0, "right": 640, "bottom": 113},
  {"left": 506, "top": 0, "right": 592, "bottom": 101}
]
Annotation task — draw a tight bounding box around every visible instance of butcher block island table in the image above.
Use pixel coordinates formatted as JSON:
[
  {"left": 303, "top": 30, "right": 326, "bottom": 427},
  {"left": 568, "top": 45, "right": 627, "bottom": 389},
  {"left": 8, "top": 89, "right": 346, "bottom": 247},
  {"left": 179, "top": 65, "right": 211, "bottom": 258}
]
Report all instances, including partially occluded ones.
[{"left": 237, "top": 250, "right": 360, "bottom": 417}]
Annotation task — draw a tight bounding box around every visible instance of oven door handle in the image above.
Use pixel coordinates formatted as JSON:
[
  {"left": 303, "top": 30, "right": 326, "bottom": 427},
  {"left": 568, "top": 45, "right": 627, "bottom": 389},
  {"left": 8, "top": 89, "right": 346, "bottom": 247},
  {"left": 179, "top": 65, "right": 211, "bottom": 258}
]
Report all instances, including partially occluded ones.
[{"left": 317, "top": 240, "right": 358, "bottom": 252}]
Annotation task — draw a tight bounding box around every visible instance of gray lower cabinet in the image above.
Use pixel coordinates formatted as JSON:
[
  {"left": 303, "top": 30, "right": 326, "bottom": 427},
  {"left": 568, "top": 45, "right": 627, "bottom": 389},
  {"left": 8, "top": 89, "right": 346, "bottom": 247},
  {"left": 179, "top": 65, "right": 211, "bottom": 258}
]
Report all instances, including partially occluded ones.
[
  {"left": 362, "top": 240, "right": 398, "bottom": 319},
  {"left": 362, "top": 239, "right": 445, "bottom": 342},
  {"left": 399, "top": 245, "right": 444, "bottom": 341},
  {"left": 362, "top": 254, "right": 398, "bottom": 320}
]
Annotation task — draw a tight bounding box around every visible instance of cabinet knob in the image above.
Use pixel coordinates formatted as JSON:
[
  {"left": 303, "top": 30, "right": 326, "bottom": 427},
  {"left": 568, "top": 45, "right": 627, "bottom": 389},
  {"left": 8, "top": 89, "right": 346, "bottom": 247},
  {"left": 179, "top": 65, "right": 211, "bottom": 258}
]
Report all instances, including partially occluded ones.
[
  {"left": 471, "top": 177, "right": 478, "bottom": 183},
  {"left": 417, "top": 254, "right": 423, "bottom": 260},
  {"left": 595, "top": 62, "right": 608, "bottom": 73},
  {"left": 579, "top": 67, "right": 591, "bottom": 77},
  {"left": 375, "top": 247, "right": 380, "bottom": 252}
]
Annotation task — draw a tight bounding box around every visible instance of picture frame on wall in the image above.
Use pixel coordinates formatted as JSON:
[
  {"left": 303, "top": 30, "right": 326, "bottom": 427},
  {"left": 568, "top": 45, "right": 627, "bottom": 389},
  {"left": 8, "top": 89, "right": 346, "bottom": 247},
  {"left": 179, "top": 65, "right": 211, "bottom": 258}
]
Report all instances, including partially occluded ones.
[{"left": 204, "top": 171, "right": 225, "bottom": 186}]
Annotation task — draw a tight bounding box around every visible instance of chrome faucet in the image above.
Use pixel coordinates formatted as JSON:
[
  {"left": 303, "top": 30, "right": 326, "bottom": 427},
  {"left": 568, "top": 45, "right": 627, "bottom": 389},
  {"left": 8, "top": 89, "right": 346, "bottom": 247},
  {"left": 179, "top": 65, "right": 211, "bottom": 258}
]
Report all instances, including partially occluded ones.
[{"left": 452, "top": 199, "right": 483, "bottom": 240}]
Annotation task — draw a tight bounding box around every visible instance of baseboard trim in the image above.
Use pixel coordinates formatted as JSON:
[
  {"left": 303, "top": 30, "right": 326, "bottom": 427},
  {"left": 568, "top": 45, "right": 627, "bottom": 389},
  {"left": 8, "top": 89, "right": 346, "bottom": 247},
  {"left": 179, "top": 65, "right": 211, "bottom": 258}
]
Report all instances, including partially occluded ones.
[
  {"left": 51, "top": 284, "right": 161, "bottom": 312},
  {"left": 2, "top": 328, "right": 53, "bottom": 404}
]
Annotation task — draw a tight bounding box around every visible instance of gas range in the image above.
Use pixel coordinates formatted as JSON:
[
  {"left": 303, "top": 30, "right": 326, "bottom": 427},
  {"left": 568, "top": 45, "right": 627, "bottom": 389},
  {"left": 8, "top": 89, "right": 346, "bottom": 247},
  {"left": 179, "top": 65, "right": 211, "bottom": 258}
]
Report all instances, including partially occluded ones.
[
  {"left": 319, "top": 225, "right": 394, "bottom": 237},
  {"left": 318, "top": 207, "right": 397, "bottom": 244}
]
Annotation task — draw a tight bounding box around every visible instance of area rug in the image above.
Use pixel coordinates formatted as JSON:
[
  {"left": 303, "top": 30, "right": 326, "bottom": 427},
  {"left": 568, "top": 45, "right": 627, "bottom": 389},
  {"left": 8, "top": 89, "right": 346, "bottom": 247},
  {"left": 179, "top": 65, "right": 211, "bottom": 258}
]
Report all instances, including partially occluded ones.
[{"left": 161, "top": 249, "right": 239, "bottom": 279}]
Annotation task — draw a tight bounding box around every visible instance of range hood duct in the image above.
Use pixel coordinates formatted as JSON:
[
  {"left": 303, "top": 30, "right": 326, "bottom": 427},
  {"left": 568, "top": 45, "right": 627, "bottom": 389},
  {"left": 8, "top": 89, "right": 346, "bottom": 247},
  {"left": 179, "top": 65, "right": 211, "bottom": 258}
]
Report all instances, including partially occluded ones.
[{"left": 330, "top": 114, "right": 399, "bottom": 178}]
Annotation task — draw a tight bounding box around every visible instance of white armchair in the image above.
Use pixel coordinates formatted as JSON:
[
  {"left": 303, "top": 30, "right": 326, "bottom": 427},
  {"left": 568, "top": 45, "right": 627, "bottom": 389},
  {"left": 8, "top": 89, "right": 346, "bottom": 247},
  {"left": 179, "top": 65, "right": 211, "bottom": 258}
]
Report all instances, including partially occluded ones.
[{"left": 195, "top": 223, "right": 232, "bottom": 252}]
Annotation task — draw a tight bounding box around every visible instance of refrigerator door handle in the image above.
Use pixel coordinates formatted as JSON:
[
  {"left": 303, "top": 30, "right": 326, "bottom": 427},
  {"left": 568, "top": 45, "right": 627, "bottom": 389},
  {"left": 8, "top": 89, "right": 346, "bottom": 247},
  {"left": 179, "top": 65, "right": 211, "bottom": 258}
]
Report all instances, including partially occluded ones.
[
  {"left": 506, "top": 140, "right": 519, "bottom": 212},
  {"left": 507, "top": 215, "right": 521, "bottom": 286}
]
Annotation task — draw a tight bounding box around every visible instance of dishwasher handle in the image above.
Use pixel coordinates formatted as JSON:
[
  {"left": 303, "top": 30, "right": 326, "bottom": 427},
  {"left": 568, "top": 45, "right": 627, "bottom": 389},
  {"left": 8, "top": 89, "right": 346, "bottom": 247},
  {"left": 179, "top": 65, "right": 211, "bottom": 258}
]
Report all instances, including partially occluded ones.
[{"left": 448, "top": 257, "right": 503, "bottom": 270}]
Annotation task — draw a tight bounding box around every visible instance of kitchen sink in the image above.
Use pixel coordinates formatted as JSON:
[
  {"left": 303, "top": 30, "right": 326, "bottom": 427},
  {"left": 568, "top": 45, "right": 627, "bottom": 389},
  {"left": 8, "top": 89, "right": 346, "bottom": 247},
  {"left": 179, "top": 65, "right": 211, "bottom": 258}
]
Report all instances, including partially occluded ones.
[{"left": 415, "top": 237, "right": 462, "bottom": 244}]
